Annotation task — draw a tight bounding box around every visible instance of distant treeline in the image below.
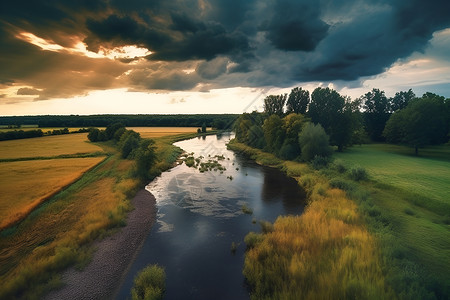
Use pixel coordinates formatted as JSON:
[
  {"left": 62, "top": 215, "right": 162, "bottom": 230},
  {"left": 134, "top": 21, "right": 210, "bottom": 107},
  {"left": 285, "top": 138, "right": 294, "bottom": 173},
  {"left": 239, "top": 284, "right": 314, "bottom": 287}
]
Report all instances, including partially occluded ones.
[
  {"left": 0, "top": 114, "right": 238, "bottom": 129},
  {"left": 0, "top": 128, "right": 90, "bottom": 141}
]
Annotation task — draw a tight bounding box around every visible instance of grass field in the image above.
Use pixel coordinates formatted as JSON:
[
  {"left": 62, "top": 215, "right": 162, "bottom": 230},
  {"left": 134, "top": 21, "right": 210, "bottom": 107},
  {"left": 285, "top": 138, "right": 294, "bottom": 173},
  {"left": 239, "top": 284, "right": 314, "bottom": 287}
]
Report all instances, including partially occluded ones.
[
  {"left": 129, "top": 127, "right": 204, "bottom": 138},
  {"left": 0, "top": 157, "right": 105, "bottom": 230},
  {"left": 229, "top": 140, "right": 450, "bottom": 299},
  {"left": 0, "top": 127, "right": 90, "bottom": 133},
  {"left": 335, "top": 144, "right": 450, "bottom": 213},
  {"left": 0, "top": 133, "right": 103, "bottom": 160},
  {"left": 334, "top": 143, "right": 450, "bottom": 298},
  {"left": 0, "top": 128, "right": 192, "bottom": 299}
]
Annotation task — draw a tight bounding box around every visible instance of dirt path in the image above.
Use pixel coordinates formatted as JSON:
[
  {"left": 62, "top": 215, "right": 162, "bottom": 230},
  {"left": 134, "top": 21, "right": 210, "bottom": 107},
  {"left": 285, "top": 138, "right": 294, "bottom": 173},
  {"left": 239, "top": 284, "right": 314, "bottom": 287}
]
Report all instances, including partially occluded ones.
[{"left": 45, "top": 189, "right": 157, "bottom": 300}]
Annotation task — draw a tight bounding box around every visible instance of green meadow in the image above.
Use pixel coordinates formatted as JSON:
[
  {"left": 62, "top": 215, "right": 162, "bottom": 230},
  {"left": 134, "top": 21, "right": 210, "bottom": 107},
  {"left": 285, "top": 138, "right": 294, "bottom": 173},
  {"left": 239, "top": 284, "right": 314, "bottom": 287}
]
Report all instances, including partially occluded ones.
[{"left": 335, "top": 143, "right": 450, "bottom": 298}]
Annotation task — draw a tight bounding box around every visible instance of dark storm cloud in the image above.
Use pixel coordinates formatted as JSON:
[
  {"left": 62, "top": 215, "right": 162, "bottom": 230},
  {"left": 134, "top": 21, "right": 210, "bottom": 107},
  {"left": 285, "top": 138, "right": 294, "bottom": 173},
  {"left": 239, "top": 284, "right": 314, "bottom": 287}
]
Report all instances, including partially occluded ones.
[
  {"left": 1, "top": 0, "right": 450, "bottom": 99},
  {"left": 262, "top": 0, "right": 329, "bottom": 51}
]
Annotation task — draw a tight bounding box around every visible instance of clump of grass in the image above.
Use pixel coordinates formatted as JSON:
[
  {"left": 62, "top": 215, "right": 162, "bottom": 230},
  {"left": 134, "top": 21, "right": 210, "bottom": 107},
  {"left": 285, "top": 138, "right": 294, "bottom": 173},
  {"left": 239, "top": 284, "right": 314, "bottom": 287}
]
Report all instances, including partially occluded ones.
[
  {"left": 184, "top": 156, "right": 195, "bottom": 167},
  {"left": 230, "top": 242, "right": 240, "bottom": 254},
  {"left": 332, "top": 159, "right": 347, "bottom": 173},
  {"left": 131, "top": 264, "right": 166, "bottom": 300},
  {"left": 244, "top": 232, "right": 264, "bottom": 249},
  {"left": 349, "top": 167, "right": 368, "bottom": 181},
  {"left": 404, "top": 207, "right": 415, "bottom": 216},
  {"left": 329, "top": 178, "right": 356, "bottom": 193},
  {"left": 242, "top": 203, "right": 253, "bottom": 215},
  {"left": 259, "top": 220, "right": 274, "bottom": 233}
]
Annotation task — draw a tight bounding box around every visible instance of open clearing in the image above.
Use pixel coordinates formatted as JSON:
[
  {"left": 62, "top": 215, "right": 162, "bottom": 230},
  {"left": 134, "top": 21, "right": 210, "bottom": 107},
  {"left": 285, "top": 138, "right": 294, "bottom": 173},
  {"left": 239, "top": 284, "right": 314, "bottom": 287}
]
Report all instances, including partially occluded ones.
[
  {"left": 0, "top": 133, "right": 103, "bottom": 160},
  {"left": 335, "top": 143, "right": 450, "bottom": 294},
  {"left": 335, "top": 144, "right": 450, "bottom": 209},
  {"left": 0, "top": 157, "right": 105, "bottom": 230}
]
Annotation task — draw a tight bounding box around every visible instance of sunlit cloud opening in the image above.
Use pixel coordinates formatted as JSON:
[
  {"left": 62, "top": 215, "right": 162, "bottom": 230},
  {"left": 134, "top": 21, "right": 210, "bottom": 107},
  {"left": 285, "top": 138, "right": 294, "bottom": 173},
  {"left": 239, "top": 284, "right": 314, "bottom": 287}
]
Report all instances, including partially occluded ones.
[
  {"left": 16, "top": 31, "right": 151, "bottom": 61},
  {"left": 16, "top": 32, "right": 64, "bottom": 52}
]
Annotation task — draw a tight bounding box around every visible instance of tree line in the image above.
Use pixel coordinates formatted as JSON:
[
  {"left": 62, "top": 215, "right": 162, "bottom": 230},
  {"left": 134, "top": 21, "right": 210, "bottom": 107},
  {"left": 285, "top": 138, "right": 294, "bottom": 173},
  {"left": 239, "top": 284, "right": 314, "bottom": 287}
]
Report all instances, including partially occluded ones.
[
  {"left": 234, "top": 87, "right": 449, "bottom": 160},
  {"left": 0, "top": 128, "right": 90, "bottom": 141},
  {"left": 88, "top": 123, "right": 157, "bottom": 180},
  {"left": 0, "top": 114, "right": 237, "bottom": 129}
]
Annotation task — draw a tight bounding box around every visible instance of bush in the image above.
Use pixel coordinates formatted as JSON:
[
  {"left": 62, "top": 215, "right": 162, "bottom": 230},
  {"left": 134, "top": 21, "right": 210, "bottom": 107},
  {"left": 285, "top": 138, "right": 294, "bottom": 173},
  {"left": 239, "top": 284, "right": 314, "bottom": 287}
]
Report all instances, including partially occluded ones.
[
  {"left": 332, "top": 159, "right": 347, "bottom": 173},
  {"left": 131, "top": 265, "right": 166, "bottom": 300},
  {"left": 329, "top": 178, "right": 356, "bottom": 192},
  {"left": 298, "top": 122, "right": 332, "bottom": 161},
  {"left": 244, "top": 232, "right": 264, "bottom": 249},
  {"left": 311, "top": 155, "right": 330, "bottom": 169},
  {"left": 349, "top": 167, "right": 368, "bottom": 181}
]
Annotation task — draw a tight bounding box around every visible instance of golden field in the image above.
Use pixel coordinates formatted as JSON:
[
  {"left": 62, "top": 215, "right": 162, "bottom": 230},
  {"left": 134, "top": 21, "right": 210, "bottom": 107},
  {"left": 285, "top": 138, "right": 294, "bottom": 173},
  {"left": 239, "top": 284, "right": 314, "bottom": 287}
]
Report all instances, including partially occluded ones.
[
  {"left": 129, "top": 127, "right": 201, "bottom": 138},
  {"left": 0, "top": 129, "right": 189, "bottom": 299},
  {"left": 0, "top": 157, "right": 105, "bottom": 230},
  {"left": 0, "top": 133, "right": 103, "bottom": 160}
]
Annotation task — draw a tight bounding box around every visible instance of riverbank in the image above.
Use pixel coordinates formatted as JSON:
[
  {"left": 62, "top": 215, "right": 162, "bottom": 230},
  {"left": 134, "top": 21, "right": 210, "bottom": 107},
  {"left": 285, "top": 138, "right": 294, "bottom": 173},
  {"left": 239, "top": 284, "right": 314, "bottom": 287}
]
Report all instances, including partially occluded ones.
[
  {"left": 44, "top": 189, "right": 157, "bottom": 300},
  {"left": 227, "top": 140, "right": 395, "bottom": 299},
  {"left": 229, "top": 140, "right": 450, "bottom": 299}
]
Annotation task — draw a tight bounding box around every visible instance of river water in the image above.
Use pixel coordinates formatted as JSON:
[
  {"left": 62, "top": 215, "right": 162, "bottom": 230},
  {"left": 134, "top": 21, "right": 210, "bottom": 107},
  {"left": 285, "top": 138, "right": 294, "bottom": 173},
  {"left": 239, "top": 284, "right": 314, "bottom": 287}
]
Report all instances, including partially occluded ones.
[{"left": 116, "top": 133, "right": 306, "bottom": 300}]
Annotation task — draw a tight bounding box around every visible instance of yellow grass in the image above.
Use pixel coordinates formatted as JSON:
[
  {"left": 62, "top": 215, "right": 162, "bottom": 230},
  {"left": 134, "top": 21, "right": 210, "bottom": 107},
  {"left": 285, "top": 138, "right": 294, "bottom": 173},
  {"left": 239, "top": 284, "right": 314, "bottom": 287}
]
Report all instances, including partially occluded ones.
[
  {"left": 129, "top": 127, "right": 201, "bottom": 138},
  {"left": 0, "top": 154, "right": 140, "bottom": 299},
  {"left": 0, "top": 157, "right": 105, "bottom": 230},
  {"left": 0, "top": 133, "right": 102, "bottom": 159},
  {"left": 0, "top": 127, "right": 87, "bottom": 133},
  {"left": 229, "top": 141, "right": 393, "bottom": 298}
]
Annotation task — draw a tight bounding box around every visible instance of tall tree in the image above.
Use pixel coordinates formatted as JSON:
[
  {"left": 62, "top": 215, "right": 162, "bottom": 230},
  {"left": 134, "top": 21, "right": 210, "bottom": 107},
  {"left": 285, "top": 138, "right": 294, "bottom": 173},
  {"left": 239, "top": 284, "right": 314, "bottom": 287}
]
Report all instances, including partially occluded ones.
[
  {"left": 383, "top": 93, "right": 448, "bottom": 155},
  {"left": 264, "top": 94, "right": 287, "bottom": 116},
  {"left": 361, "top": 88, "right": 390, "bottom": 141},
  {"left": 263, "top": 114, "right": 285, "bottom": 154},
  {"left": 390, "top": 89, "right": 415, "bottom": 112},
  {"left": 286, "top": 87, "right": 309, "bottom": 114},
  {"left": 309, "top": 87, "right": 354, "bottom": 151}
]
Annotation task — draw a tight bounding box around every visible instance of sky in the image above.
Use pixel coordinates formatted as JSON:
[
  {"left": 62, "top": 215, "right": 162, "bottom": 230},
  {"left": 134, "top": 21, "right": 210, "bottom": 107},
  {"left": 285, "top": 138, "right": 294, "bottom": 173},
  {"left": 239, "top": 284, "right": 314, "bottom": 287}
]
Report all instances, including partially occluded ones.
[{"left": 1, "top": 0, "right": 450, "bottom": 116}]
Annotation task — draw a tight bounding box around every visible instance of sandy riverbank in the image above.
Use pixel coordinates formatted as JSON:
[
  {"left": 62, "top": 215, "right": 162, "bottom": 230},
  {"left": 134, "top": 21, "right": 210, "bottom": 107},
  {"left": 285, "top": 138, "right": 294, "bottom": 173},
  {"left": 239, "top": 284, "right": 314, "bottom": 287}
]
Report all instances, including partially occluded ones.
[{"left": 45, "top": 189, "right": 157, "bottom": 300}]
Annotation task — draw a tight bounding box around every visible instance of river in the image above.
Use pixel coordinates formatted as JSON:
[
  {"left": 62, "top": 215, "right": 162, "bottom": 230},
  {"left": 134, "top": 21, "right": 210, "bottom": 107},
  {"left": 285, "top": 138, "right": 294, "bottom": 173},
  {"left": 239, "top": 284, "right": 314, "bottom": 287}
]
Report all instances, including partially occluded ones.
[{"left": 115, "top": 133, "right": 306, "bottom": 300}]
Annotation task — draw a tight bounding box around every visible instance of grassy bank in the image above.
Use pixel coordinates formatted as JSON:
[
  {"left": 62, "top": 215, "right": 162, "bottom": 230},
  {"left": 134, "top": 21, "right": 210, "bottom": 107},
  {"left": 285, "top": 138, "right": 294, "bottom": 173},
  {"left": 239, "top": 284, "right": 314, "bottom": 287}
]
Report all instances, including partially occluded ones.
[
  {"left": 0, "top": 131, "right": 195, "bottom": 299},
  {"left": 228, "top": 140, "right": 449, "bottom": 299}
]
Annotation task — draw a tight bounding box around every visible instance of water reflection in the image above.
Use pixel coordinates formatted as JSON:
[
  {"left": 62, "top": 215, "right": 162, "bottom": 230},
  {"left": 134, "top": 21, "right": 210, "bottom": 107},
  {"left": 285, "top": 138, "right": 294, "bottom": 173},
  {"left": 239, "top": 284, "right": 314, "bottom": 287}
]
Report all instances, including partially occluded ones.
[{"left": 115, "top": 134, "right": 306, "bottom": 300}]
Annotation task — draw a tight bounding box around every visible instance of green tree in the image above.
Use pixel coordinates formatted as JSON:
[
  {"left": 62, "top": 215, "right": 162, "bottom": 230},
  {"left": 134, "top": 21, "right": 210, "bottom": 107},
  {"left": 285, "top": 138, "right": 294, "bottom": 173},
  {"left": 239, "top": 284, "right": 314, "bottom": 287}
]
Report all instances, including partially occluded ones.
[
  {"left": 298, "top": 122, "right": 332, "bottom": 161},
  {"left": 119, "top": 130, "right": 141, "bottom": 158},
  {"left": 384, "top": 93, "right": 448, "bottom": 155},
  {"left": 309, "top": 87, "right": 355, "bottom": 151},
  {"left": 105, "top": 122, "right": 125, "bottom": 140},
  {"left": 390, "top": 89, "right": 415, "bottom": 112},
  {"left": 87, "top": 128, "right": 100, "bottom": 142},
  {"left": 135, "top": 139, "right": 157, "bottom": 180},
  {"left": 264, "top": 94, "right": 287, "bottom": 116},
  {"left": 361, "top": 88, "right": 390, "bottom": 141},
  {"left": 278, "top": 113, "right": 306, "bottom": 159},
  {"left": 286, "top": 87, "right": 309, "bottom": 114},
  {"left": 263, "top": 115, "right": 285, "bottom": 154},
  {"left": 201, "top": 122, "right": 207, "bottom": 133}
]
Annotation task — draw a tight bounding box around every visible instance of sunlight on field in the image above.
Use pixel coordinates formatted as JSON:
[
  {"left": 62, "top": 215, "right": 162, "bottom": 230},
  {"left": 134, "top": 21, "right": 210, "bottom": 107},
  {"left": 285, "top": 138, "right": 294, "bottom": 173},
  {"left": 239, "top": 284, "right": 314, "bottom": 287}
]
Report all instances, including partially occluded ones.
[
  {"left": 335, "top": 144, "right": 450, "bottom": 206},
  {"left": 129, "top": 127, "right": 200, "bottom": 139},
  {"left": 0, "top": 157, "right": 105, "bottom": 230},
  {"left": 0, "top": 127, "right": 86, "bottom": 132},
  {"left": 0, "top": 133, "right": 102, "bottom": 159}
]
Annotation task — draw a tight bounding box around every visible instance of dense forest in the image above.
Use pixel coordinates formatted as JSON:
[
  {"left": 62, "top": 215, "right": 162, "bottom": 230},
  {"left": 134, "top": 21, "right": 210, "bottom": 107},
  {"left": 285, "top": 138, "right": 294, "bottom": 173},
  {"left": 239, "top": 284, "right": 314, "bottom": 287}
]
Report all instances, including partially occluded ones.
[
  {"left": 234, "top": 87, "right": 450, "bottom": 159},
  {"left": 0, "top": 114, "right": 237, "bottom": 129}
]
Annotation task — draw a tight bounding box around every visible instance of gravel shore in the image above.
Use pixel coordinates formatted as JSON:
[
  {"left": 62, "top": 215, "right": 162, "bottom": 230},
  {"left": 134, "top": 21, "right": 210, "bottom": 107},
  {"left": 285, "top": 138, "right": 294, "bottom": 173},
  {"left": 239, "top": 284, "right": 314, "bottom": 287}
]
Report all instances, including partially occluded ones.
[{"left": 45, "top": 189, "right": 157, "bottom": 300}]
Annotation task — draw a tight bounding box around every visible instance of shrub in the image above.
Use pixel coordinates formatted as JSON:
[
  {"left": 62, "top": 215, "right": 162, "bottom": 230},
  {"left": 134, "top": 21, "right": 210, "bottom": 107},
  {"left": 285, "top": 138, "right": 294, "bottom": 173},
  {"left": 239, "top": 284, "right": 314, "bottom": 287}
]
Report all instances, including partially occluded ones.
[
  {"left": 311, "top": 155, "right": 330, "bottom": 169},
  {"left": 259, "top": 221, "right": 274, "bottom": 233},
  {"left": 329, "top": 178, "right": 356, "bottom": 192},
  {"left": 244, "top": 232, "right": 264, "bottom": 249},
  {"left": 242, "top": 203, "right": 253, "bottom": 214},
  {"left": 349, "top": 167, "right": 368, "bottom": 181},
  {"left": 332, "top": 159, "right": 347, "bottom": 173},
  {"left": 131, "top": 265, "right": 166, "bottom": 300},
  {"left": 298, "top": 122, "right": 332, "bottom": 161}
]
